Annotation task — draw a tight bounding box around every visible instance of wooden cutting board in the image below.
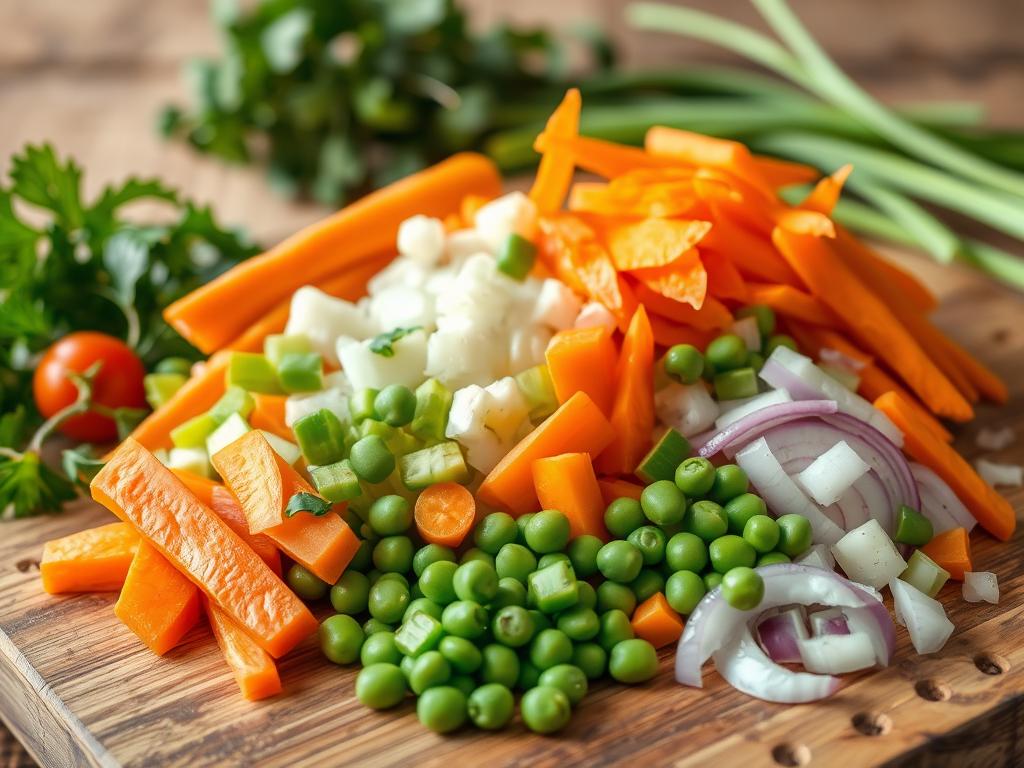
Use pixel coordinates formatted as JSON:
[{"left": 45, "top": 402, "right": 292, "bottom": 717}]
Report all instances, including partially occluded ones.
[{"left": 1, "top": 253, "right": 1022, "bottom": 768}]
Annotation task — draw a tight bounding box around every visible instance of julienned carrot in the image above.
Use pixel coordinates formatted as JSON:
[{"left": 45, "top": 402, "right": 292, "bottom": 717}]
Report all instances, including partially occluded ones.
[
  {"left": 773, "top": 227, "right": 973, "bottom": 422},
  {"left": 249, "top": 394, "right": 291, "bottom": 440},
  {"left": 597, "top": 478, "right": 644, "bottom": 507},
  {"left": 752, "top": 155, "right": 819, "bottom": 188},
  {"left": 210, "top": 485, "right": 283, "bottom": 576},
  {"left": 415, "top": 482, "right": 476, "bottom": 547},
  {"left": 647, "top": 313, "right": 716, "bottom": 350},
  {"left": 205, "top": 598, "right": 282, "bottom": 701},
  {"left": 212, "top": 431, "right": 359, "bottom": 583},
  {"left": 532, "top": 453, "right": 608, "bottom": 540},
  {"left": 700, "top": 207, "right": 801, "bottom": 286},
  {"left": 875, "top": 391, "right": 1014, "bottom": 541},
  {"left": 478, "top": 392, "right": 615, "bottom": 515},
  {"left": 529, "top": 89, "right": 581, "bottom": 215},
  {"left": 920, "top": 528, "right": 972, "bottom": 581},
  {"left": 629, "top": 259, "right": 707, "bottom": 311},
  {"left": 570, "top": 178, "right": 698, "bottom": 219},
  {"left": 629, "top": 279, "right": 730, "bottom": 331},
  {"left": 114, "top": 541, "right": 201, "bottom": 656},
  {"left": 596, "top": 306, "right": 656, "bottom": 476},
  {"left": 932, "top": 332, "right": 1008, "bottom": 405},
  {"left": 91, "top": 439, "right": 317, "bottom": 658},
  {"left": 40, "top": 523, "right": 140, "bottom": 594},
  {"left": 853, "top": 365, "right": 952, "bottom": 443},
  {"left": 604, "top": 218, "right": 711, "bottom": 271},
  {"left": 748, "top": 283, "right": 835, "bottom": 326},
  {"left": 545, "top": 326, "right": 618, "bottom": 415},
  {"left": 645, "top": 127, "right": 775, "bottom": 200},
  {"left": 631, "top": 592, "right": 684, "bottom": 649},
  {"left": 127, "top": 352, "right": 230, "bottom": 451},
  {"left": 171, "top": 468, "right": 221, "bottom": 508},
  {"left": 801, "top": 164, "right": 853, "bottom": 215},
  {"left": 165, "top": 153, "right": 502, "bottom": 353},
  {"left": 536, "top": 133, "right": 675, "bottom": 180},
  {"left": 702, "top": 251, "right": 748, "bottom": 302},
  {"left": 833, "top": 227, "right": 937, "bottom": 314}
]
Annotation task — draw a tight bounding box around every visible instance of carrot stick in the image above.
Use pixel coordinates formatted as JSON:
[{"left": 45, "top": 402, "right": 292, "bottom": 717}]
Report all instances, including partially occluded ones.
[
  {"left": 920, "top": 528, "right": 973, "bottom": 581},
  {"left": 114, "top": 542, "right": 201, "bottom": 656},
  {"left": 631, "top": 592, "right": 684, "bottom": 649},
  {"left": 529, "top": 89, "right": 581, "bottom": 215},
  {"left": 210, "top": 485, "right": 283, "bottom": 576},
  {"left": 91, "top": 439, "right": 317, "bottom": 657},
  {"left": 875, "top": 392, "right": 1014, "bottom": 541},
  {"left": 249, "top": 394, "right": 291, "bottom": 440},
  {"left": 700, "top": 210, "right": 802, "bottom": 286},
  {"left": 165, "top": 153, "right": 501, "bottom": 353},
  {"left": 478, "top": 392, "right": 615, "bottom": 515},
  {"left": 647, "top": 313, "right": 717, "bottom": 350},
  {"left": 596, "top": 306, "right": 656, "bottom": 476},
  {"left": 747, "top": 283, "right": 836, "bottom": 326},
  {"left": 751, "top": 155, "right": 819, "bottom": 188},
  {"left": 931, "top": 332, "right": 1008, "bottom": 405},
  {"left": 629, "top": 279, "right": 732, "bottom": 331},
  {"left": 569, "top": 179, "right": 698, "bottom": 218},
  {"left": 171, "top": 468, "right": 221, "bottom": 508},
  {"left": 629, "top": 258, "right": 708, "bottom": 310},
  {"left": 536, "top": 134, "right": 674, "bottom": 179},
  {"left": 858, "top": 367, "right": 952, "bottom": 444},
  {"left": 834, "top": 227, "right": 937, "bottom": 314},
  {"left": 205, "top": 598, "right": 282, "bottom": 701},
  {"left": 702, "top": 250, "right": 748, "bottom": 302},
  {"left": 773, "top": 227, "right": 973, "bottom": 421},
  {"left": 597, "top": 478, "right": 644, "bottom": 507},
  {"left": 800, "top": 164, "right": 853, "bottom": 215},
  {"left": 545, "top": 326, "right": 618, "bottom": 415},
  {"left": 645, "top": 127, "right": 775, "bottom": 199},
  {"left": 415, "top": 482, "right": 476, "bottom": 547},
  {"left": 40, "top": 523, "right": 140, "bottom": 594},
  {"left": 532, "top": 453, "right": 608, "bottom": 539}
]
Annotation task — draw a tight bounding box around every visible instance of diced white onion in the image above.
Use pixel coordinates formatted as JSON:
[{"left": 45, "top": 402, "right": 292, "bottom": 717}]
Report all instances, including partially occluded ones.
[
  {"left": 508, "top": 325, "right": 552, "bottom": 374},
  {"left": 795, "top": 543, "right": 836, "bottom": 571},
  {"left": 798, "top": 632, "right": 876, "bottom": 674},
  {"left": 976, "top": 426, "right": 1016, "bottom": 452},
  {"left": 574, "top": 301, "right": 618, "bottom": 333},
  {"left": 889, "top": 578, "right": 954, "bottom": 654},
  {"left": 731, "top": 316, "right": 761, "bottom": 351},
  {"left": 287, "top": 286, "right": 378, "bottom": 366},
  {"left": 482, "top": 377, "right": 530, "bottom": 444},
  {"left": 963, "top": 571, "right": 999, "bottom": 604},
  {"left": 367, "top": 284, "right": 436, "bottom": 332},
  {"left": 445, "top": 228, "right": 491, "bottom": 263},
  {"left": 794, "top": 440, "right": 871, "bottom": 507},
  {"left": 259, "top": 431, "right": 301, "bottom": 465},
  {"left": 531, "top": 278, "right": 583, "bottom": 331},
  {"left": 831, "top": 519, "right": 907, "bottom": 589},
  {"left": 655, "top": 380, "right": 720, "bottom": 437},
  {"left": 338, "top": 329, "right": 428, "bottom": 391},
  {"left": 474, "top": 192, "right": 538, "bottom": 252},
  {"left": 976, "top": 458, "right": 1023, "bottom": 488},
  {"left": 715, "top": 389, "right": 792, "bottom": 430},
  {"left": 397, "top": 215, "right": 446, "bottom": 266},
  {"left": 285, "top": 388, "right": 349, "bottom": 428}
]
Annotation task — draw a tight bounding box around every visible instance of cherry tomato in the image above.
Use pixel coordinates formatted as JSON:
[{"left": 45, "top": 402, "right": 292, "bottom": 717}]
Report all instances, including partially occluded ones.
[{"left": 33, "top": 332, "right": 147, "bottom": 443}]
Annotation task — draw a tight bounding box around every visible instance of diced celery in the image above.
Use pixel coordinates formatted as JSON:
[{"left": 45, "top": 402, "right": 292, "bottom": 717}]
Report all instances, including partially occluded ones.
[
  {"left": 206, "top": 413, "right": 252, "bottom": 458},
  {"left": 398, "top": 441, "right": 469, "bottom": 490},
  {"left": 167, "top": 446, "right": 213, "bottom": 478},
  {"left": 409, "top": 378, "right": 453, "bottom": 442},
  {"left": 528, "top": 560, "right": 578, "bottom": 614},
  {"left": 515, "top": 364, "right": 558, "bottom": 421},
  {"left": 144, "top": 373, "right": 186, "bottom": 410},
  {"left": 496, "top": 233, "right": 537, "bottom": 280},
  {"left": 635, "top": 428, "right": 691, "bottom": 484},
  {"left": 170, "top": 412, "right": 219, "bottom": 449},
  {"left": 360, "top": 419, "right": 421, "bottom": 457},
  {"left": 349, "top": 388, "right": 379, "bottom": 423},
  {"left": 293, "top": 408, "right": 346, "bottom": 466},
  {"left": 209, "top": 386, "right": 256, "bottom": 423},
  {"left": 226, "top": 352, "right": 283, "bottom": 394},
  {"left": 259, "top": 430, "right": 302, "bottom": 465},
  {"left": 311, "top": 460, "right": 362, "bottom": 503},
  {"left": 264, "top": 333, "right": 314, "bottom": 367},
  {"left": 394, "top": 612, "right": 444, "bottom": 657},
  {"left": 277, "top": 352, "right": 324, "bottom": 394},
  {"left": 714, "top": 368, "right": 759, "bottom": 400},
  {"left": 900, "top": 550, "right": 950, "bottom": 598}
]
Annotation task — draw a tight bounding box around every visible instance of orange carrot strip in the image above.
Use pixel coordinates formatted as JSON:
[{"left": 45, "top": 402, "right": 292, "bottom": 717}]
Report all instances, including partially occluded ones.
[
  {"left": 597, "top": 478, "right": 644, "bottom": 507},
  {"left": 801, "top": 164, "right": 853, "bottom": 215},
  {"left": 415, "top": 482, "right": 476, "bottom": 547},
  {"left": 596, "top": 306, "right": 655, "bottom": 476},
  {"left": 479, "top": 392, "right": 615, "bottom": 515},
  {"left": 875, "top": 392, "right": 1014, "bottom": 541},
  {"left": 834, "top": 227, "right": 937, "bottom": 314},
  {"left": 647, "top": 314, "right": 717, "bottom": 350},
  {"left": 210, "top": 485, "right": 283, "bottom": 576},
  {"left": 645, "top": 127, "right": 775, "bottom": 199},
  {"left": 165, "top": 153, "right": 501, "bottom": 353},
  {"left": 702, "top": 251, "right": 748, "bottom": 302},
  {"left": 920, "top": 528, "right": 973, "bottom": 581},
  {"left": 701, "top": 213, "right": 801, "bottom": 286},
  {"left": 857, "top": 366, "right": 953, "bottom": 443},
  {"left": 529, "top": 89, "right": 581, "bottom": 215},
  {"left": 126, "top": 351, "right": 230, "bottom": 451},
  {"left": 249, "top": 394, "right": 291, "bottom": 440},
  {"left": 114, "top": 542, "right": 201, "bottom": 656},
  {"left": 605, "top": 219, "right": 712, "bottom": 271},
  {"left": 631, "top": 592, "right": 684, "bottom": 649},
  {"left": 751, "top": 155, "right": 819, "bottom": 188},
  {"left": 40, "top": 523, "right": 140, "bottom": 594},
  {"left": 545, "top": 326, "right": 618, "bottom": 415},
  {"left": 773, "top": 227, "right": 972, "bottom": 422},
  {"left": 747, "top": 283, "right": 836, "bottom": 326},
  {"left": 629, "top": 278, "right": 732, "bottom": 332},
  {"left": 212, "top": 431, "right": 359, "bottom": 583},
  {"left": 171, "top": 468, "right": 221, "bottom": 508},
  {"left": 776, "top": 208, "right": 836, "bottom": 239},
  {"left": 629, "top": 259, "right": 707, "bottom": 311},
  {"left": 537, "top": 134, "right": 675, "bottom": 179},
  {"left": 205, "top": 599, "right": 282, "bottom": 701},
  {"left": 532, "top": 453, "right": 608, "bottom": 539},
  {"left": 931, "top": 333, "right": 1008, "bottom": 405},
  {"left": 569, "top": 180, "right": 698, "bottom": 218}
]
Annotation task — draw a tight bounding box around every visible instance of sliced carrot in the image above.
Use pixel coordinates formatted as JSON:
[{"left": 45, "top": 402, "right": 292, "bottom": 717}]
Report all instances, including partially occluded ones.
[
  {"left": 529, "top": 89, "right": 581, "bottom": 215},
  {"left": 605, "top": 219, "right": 711, "bottom": 270},
  {"left": 801, "top": 164, "right": 853, "bottom": 215},
  {"left": 114, "top": 541, "right": 201, "bottom": 656},
  {"left": 932, "top": 333, "right": 1008, "bottom": 405},
  {"left": 210, "top": 485, "right": 283, "bottom": 576},
  {"left": 596, "top": 306, "right": 656, "bottom": 476},
  {"left": 205, "top": 598, "right": 282, "bottom": 701},
  {"left": 747, "top": 283, "right": 835, "bottom": 326},
  {"left": 629, "top": 279, "right": 732, "bottom": 331},
  {"left": 532, "top": 453, "right": 608, "bottom": 539},
  {"left": 701, "top": 212, "right": 801, "bottom": 286},
  {"left": 249, "top": 394, "right": 291, "bottom": 440},
  {"left": 91, "top": 439, "right": 317, "bottom": 658},
  {"left": 415, "top": 482, "right": 476, "bottom": 547},
  {"left": 631, "top": 592, "right": 684, "bottom": 649},
  {"left": 597, "top": 478, "right": 644, "bottom": 507},
  {"left": 692, "top": 174, "right": 774, "bottom": 237},
  {"left": 645, "top": 127, "right": 775, "bottom": 199},
  {"left": 212, "top": 430, "right": 359, "bottom": 583},
  {"left": 853, "top": 365, "right": 953, "bottom": 443},
  {"left": 647, "top": 313, "right": 717, "bottom": 350},
  {"left": 545, "top": 326, "right": 618, "bottom": 415},
  {"left": 921, "top": 528, "right": 972, "bottom": 581},
  {"left": 833, "top": 227, "right": 937, "bottom": 314},
  {"left": 875, "top": 391, "right": 1014, "bottom": 541},
  {"left": 751, "top": 155, "right": 819, "bottom": 188},
  {"left": 629, "top": 259, "right": 707, "bottom": 311},
  {"left": 40, "top": 522, "right": 140, "bottom": 594},
  {"left": 171, "top": 468, "right": 221, "bottom": 508},
  {"left": 775, "top": 208, "right": 836, "bottom": 239},
  {"left": 537, "top": 134, "right": 673, "bottom": 179},
  {"left": 478, "top": 392, "right": 615, "bottom": 515},
  {"left": 702, "top": 251, "right": 748, "bottom": 302},
  {"left": 165, "top": 153, "right": 501, "bottom": 353},
  {"left": 773, "top": 227, "right": 973, "bottom": 422},
  {"left": 569, "top": 180, "right": 698, "bottom": 218}
]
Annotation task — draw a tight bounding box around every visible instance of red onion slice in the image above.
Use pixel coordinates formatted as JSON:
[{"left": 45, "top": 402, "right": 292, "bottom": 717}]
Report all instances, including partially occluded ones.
[
  {"left": 696, "top": 400, "right": 839, "bottom": 458},
  {"left": 809, "top": 608, "right": 851, "bottom": 637},
  {"left": 756, "top": 607, "right": 809, "bottom": 663},
  {"left": 911, "top": 463, "right": 977, "bottom": 533}
]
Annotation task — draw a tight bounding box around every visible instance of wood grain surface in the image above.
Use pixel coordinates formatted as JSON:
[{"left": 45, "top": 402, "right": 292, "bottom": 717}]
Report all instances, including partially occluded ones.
[{"left": 1, "top": 0, "right": 1023, "bottom": 766}]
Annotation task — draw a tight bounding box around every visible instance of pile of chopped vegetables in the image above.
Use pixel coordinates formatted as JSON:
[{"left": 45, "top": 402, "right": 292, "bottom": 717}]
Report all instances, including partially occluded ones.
[{"left": 39, "top": 90, "right": 1016, "bottom": 732}]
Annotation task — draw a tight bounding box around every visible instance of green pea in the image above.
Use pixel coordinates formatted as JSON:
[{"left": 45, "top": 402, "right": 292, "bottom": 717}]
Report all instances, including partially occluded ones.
[
  {"left": 524, "top": 510, "right": 571, "bottom": 554},
  {"left": 674, "top": 456, "right": 716, "bottom": 498},
  {"left": 709, "top": 534, "right": 757, "bottom": 573},
  {"left": 757, "top": 551, "right": 791, "bottom": 566},
  {"left": 567, "top": 535, "right": 603, "bottom": 578},
  {"left": 742, "top": 514, "right": 780, "bottom": 553},
  {"left": 520, "top": 686, "right": 571, "bottom": 734},
  {"left": 665, "top": 570, "right": 706, "bottom": 615},
  {"left": 362, "top": 617, "right": 393, "bottom": 636},
  {"left": 596, "top": 581, "right": 636, "bottom": 615},
  {"left": 375, "top": 572, "right": 408, "bottom": 588},
  {"left": 604, "top": 497, "right": 646, "bottom": 539},
  {"left": 529, "top": 628, "right": 574, "bottom": 670},
  {"left": 537, "top": 552, "right": 571, "bottom": 570},
  {"left": 459, "top": 547, "right": 496, "bottom": 569},
  {"left": 597, "top": 609, "right": 635, "bottom": 652},
  {"left": 683, "top": 500, "right": 729, "bottom": 542},
  {"left": 764, "top": 334, "right": 797, "bottom": 356},
  {"left": 368, "top": 579, "right": 410, "bottom": 624},
  {"left": 286, "top": 563, "right": 328, "bottom": 601},
  {"left": 627, "top": 525, "right": 667, "bottom": 565},
  {"left": 409, "top": 650, "right": 451, "bottom": 695},
  {"left": 468, "top": 683, "right": 515, "bottom": 730},
  {"left": 438, "top": 635, "right": 482, "bottom": 674},
  {"left": 665, "top": 343, "right": 705, "bottom": 384},
  {"left": 419, "top": 560, "right": 458, "bottom": 604},
  {"left": 515, "top": 513, "right": 534, "bottom": 545},
  {"left": 480, "top": 643, "right": 520, "bottom": 688},
  {"left": 348, "top": 435, "right": 395, "bottom": 484},
  {"left": 438, "top": 600, "right": 487, "bottom": 640},
  {"left": 630, "top": 568, "right": 665, "bottom": 603},
  {"left": 403, "top": 597, "right": 443, "bottom": 623},
  {"left": 453, "top": 560, "right": 499, "bottom": 604},
  {"left": 517, "top": 659, "right": 542, "bottom": 691},
  {"left": 355, "top": 663, "right": 406, "bottom": 709},
  {"left": 665, "top": 531, "right": 709, "bottom": 572},
  {"left": 776, "top": 514, "right": 813, "bottom": 557},
  {"left": 556, "top": 606, "right": 600, "bottom": 642},
  {"left": 576, "top": 580, "right": 597, "bottom": 610},
  {"left": 528, "top": 609, "right": 552, "bottom": 633},
  {"left": 709, "top": 464, "right": 749, "bottom": 505},
  {"left": 721, "top": 566, "right": 765, "bottom": 610},
  {"left": 319, "top": 614, "right": 364, "bottom": 665},
  {"left": 539, "top": 663, "right": 588, "bottom": 706},
  {"left": 491, "top": 577, "right": 528, "bottom": 609},
  {"left": 417, "top": 686, "right": 467, "bottom": 733},
  {"left": 724, "top": 492, "right": 768, "bottom": 534},
  {"left": 473, "top": 512, "right": 518, "bottom": 554},
  {"left": 400, "top": 654, "right": 416, "bottom": 681},
  {"left": 372, "top": 535, "right": 414, "bottom": 573},
  {"left": 596, "top": 540, "right": 643, "bottom": 584},
  {"left": 737, "top": 304, "right": 775, "bottom": 337},
  {"left": 495, "top": 543, "right": 537, "bottom": 584},
  {"left": 330, "top": 571, "right": 370, "bottom": 614},
  {"left": 640, "top": 480, "right": 687, "bottom": 526},
  {"left": 609, "top": 638, "right": 659, "bottom": 683},
  {"left": 368, "top": 494, "right": 412, "bottom": 536},
  {"left": 412, "top": 543, "right": 456, "bottom": 577},
  {"left": 360, "top": 630, "right": 401, "bottom": 666},
  {"left": 571, "top": 642, "right": 607, "bottom": 680},
  {"left": 374, "top": 384, "right": 416, "bottom": 427},
  {"left": 706, "top": 334, "right": 748, "bottom": 372},
  {"left": 703, "top": 571, "right": 724, "bottom": 591}
]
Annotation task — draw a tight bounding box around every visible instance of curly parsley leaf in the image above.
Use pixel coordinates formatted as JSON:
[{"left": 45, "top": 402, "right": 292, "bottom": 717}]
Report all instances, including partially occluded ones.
[
  {"left": 61, "top": 446, "right": 106, "bottom": 491},
  {"left": 285, "top": 491, "right": 332, "bottom": 518},
  {"left": 369, "top": 326, "right": 421, "bottom": 358},
  {"left": 0, "top": 452, "right": 76, "bottom": 520}
]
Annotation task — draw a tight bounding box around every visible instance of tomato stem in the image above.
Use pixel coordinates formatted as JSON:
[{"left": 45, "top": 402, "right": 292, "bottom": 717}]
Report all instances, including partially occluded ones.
[{"left": 26, "top": 362, "right": 101, "bottom": 454}]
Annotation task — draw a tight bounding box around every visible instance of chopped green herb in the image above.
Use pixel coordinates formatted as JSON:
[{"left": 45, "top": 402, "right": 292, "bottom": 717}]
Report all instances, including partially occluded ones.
[
  {"left": 285, "top": 491, "right": 333, "bottom": 518},
  {"left": 369, "top": 327, "right": 422, "bottom": 358}
]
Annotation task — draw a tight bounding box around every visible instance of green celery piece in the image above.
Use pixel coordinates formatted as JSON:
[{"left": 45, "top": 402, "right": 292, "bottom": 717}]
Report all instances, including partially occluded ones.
[
  {"left": 714, "top": 368, "right": 759, "bottom": 400},
  {"left": 227, "top": 352, "right": 283, "bottom": 394},
  {"left": 144, "top": 373, "right": 186, "bottom": 410},
  {"left": 277, "top": 352, "right": 324, "bottom": 394},
  {"left": 294, "top": 408, "right": 346, "bottom": 466},
  {"left": 311, "top": 460, "right": 362, "bottom": 503},
  {"left": 398, "top": 442, "right": 469, "bottom": 491},
  {"left": 206, "top": 412, "right": 251, "bottom": 458},
  {"left": 394, "top": 612, "right": 444, "bottom": 657},
  {"left": 170, "top": 412, "right": 219, "bottom": 449},
  {"left": 409, "top": 378, "right": 453, "bottom": 442},
  {"left": 515, "top": 365, "right": 558, "bottom": 421},
  {"left": 360, "top": 419, "right": 420, "bottom": 457},
  {"left": 261, "top": 430, "right": 302, "bottom": 465},
  {"left": 209, "top": 386, "right": 256, "bottom": 424},
  {"left": 894, "top": 505, "right": 934, "bottom": 547},
  {"left": 349, "top": 388, "right": 379, "bottom": 423},
  {"left": 636, "top": 428, "right": 691, "bottom": 484},
  {"left": 167, "top": 446, "right": 213, "bottom": 478},
  {"left": 899, "top": 550, "right": 950, "bottom": 598},
  {"left": 528, "top": 561, "right": 579, "bottom": 614},
  {"left": 264, "top": 333, "right": 314, "bottom": 367}
]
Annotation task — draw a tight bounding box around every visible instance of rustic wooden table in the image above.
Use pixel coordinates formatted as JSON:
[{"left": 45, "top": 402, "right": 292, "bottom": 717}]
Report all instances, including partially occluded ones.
[{"left": 0, "top": 1, "right": 1022, "bottom": 766}]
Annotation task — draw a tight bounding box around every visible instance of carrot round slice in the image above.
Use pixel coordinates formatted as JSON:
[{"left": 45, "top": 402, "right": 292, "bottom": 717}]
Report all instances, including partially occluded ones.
[{"left": 415, "top": 483, "right": 476, "bottom": 548}]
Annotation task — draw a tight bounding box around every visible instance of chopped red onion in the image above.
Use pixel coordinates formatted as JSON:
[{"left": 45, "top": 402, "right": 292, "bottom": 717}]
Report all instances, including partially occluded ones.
[
  {"left": 911, "top": 463, "right": 976, "bottom": 533},
  {"left": 809, "top": 608, "right": 850, "bottom": 637},
  {"left": 696, "top": 400, "right": 839, "bottom": 458},
  {"left": 756, "top": 607, "right": 809, "bottom": 663},
  {"left": 715, "top": 389, "right": 793, "bottom": 430}
]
